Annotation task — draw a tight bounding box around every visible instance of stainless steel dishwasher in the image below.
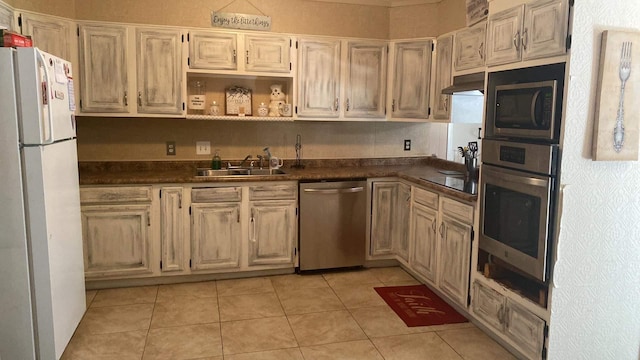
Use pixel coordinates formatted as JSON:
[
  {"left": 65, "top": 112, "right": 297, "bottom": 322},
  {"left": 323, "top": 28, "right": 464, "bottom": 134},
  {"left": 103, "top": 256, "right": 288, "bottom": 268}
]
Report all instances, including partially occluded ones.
[{"left": 299, "top": 181, "right": 367, "bottom": 271}]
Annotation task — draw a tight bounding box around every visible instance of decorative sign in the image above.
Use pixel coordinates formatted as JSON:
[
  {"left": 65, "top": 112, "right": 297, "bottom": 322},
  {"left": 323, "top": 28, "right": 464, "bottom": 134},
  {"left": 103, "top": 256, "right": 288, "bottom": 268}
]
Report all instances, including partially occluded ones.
[
  {"left": 592, "top": 30, "right": 640, "bottom": 161},
  {"left": 211, "top": 12, "right": 271, "bottom": 31},
  {"left": 225, "top": 86, "right": 252, "bottom": 116},
  {"left": 465, "top": 0, "right": 489, "bottom": 27}
]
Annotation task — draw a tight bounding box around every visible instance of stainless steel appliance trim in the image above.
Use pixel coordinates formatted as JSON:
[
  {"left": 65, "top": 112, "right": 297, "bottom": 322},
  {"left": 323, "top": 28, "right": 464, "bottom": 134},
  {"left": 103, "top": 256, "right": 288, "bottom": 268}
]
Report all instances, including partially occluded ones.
[
  {"left": 479, "top": 164, "right": 552, "bottom": 282},
  {"left": 303, "top": 186, "right": 364, "bottom": 194},
  {"left": 494, "top": 80, "right": 557, "bottom": 92},
  {"left": 299, "top": 181, "right": 367, "bottom": 271},
  {"left": 482, "top": 139, "right": 558, "bottom": 176}
]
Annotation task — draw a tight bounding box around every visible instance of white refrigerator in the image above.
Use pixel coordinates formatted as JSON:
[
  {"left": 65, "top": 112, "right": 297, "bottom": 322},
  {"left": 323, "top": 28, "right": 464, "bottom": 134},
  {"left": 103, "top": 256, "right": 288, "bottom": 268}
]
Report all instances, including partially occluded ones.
[{"left": 0, "top": 48, "right": 86, "bottom": 359}]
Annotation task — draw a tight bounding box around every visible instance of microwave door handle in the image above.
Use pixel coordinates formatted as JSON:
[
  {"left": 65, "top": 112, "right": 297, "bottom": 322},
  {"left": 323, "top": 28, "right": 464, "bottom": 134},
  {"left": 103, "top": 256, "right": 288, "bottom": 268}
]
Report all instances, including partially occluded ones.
[
  {"left": 36, "top": 50, "right": 55, "bottom": 145},
  {"left": 530, "top": 89, "right": 542, "bottom": 128}
]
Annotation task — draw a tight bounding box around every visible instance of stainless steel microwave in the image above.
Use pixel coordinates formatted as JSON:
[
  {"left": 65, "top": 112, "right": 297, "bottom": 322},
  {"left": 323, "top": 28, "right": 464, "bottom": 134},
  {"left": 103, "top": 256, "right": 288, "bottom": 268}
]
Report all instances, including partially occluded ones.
[{"left": 485, "top": 63, "right": 565, "bottom": 142}]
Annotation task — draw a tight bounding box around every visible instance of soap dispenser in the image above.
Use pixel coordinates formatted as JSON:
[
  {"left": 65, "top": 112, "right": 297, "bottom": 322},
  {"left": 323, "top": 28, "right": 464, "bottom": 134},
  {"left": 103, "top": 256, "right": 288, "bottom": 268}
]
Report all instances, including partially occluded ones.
[{"left": 211, "top": 149, "right": 222, "bottom": 170}]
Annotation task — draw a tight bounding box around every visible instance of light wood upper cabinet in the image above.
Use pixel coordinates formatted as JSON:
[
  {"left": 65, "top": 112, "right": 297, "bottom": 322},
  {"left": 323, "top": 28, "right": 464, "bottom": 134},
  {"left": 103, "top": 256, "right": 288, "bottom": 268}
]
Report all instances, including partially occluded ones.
[
  {"left": 189, "top": 31, "right": 237, "bottom": 70},
  {"left": 248, "top": 200, "right": 296, "bottom": 266},
  {"left": 78, "top": 24, "right": 129, "bottom": 113},
  {"left": 344, "top": 41, "right": 387, "bottom": 118},
  {"left": 136, "top": 28, "right": 183, "bottom": 114},
  {"left": 433, "top": 34, "right": 453, "bottom": 120},
  {"left": 81, "top": 204, "right": 153, "bottom": 278},
  {"left": 390, "top": 40, "right": 432, "bottom": 119},
  {"left": 297, "top": 37, "right": 341, "bottom": 118},
  {"left": 245, "top": 34, "right": 291, "bottom": 73},
  {"left": 487, "top": 0, "right": 569, "bottom": 66},
  {"left": 191, "top": 202, "right": 241, "bottom": 270},
  {"left": 522, "top": 0, "right": 569, "bottom": 61},
  {"left": 410, "top": 202, "right": 439, "bottom": 283},
  {"left": 160, "top": 187, "right": 184, "bottom": 273},
  {"left": 454, "top": 22, "right": 487, "bottom": 71},
  {"left": 0, "top": 2, "right": 14, "bottom": 31},
  {"left": 20, "top": 12, "right": 73, "bottom": 61}
]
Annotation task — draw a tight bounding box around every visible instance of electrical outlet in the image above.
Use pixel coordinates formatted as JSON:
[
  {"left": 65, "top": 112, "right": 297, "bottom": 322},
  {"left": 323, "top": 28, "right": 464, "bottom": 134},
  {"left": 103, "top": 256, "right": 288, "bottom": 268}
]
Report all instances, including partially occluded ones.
[
  {"left": 404, "top": 139, "right": 411, "bottom": 151},
  {"left": 196, "top": 141, "right": 211, "bottom": 155},
  {"left": 166, "top": 141, "right": 176, "bottom": 156}
]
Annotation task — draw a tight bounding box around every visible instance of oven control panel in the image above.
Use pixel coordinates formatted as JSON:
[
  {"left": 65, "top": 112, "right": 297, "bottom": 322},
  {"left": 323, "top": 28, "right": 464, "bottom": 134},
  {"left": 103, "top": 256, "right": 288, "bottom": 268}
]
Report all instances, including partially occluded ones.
[
  {"left": 499, "top": 146, "right": 526, "bottom": 164},
  {"left": 482, "top": 139, "right": 558, "bottom": 176}
]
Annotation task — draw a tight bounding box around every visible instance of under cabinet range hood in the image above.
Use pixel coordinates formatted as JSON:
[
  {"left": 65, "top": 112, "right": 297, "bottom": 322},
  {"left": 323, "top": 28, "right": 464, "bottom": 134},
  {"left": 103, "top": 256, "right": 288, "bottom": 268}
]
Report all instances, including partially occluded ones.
[{"left": 441, "top": 72, "right": 485, "bottom": 94}]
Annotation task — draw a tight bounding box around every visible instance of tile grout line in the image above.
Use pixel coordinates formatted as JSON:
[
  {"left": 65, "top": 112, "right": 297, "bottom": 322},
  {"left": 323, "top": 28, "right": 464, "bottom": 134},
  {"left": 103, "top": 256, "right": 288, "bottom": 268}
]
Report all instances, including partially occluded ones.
[
  {"left": 215, "top": 280, "right": 225, "bottom": 358},
  {"left": 140, "top": 285, "right": 160, "bottom": 360}
]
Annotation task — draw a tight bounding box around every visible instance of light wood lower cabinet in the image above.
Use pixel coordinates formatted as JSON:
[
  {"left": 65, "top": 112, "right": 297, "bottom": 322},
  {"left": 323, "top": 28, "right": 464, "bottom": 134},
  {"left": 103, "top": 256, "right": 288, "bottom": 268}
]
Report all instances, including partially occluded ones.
[
  {"left": 159, "top": 187, "right": 184, "bottom": 272},
  {"left": 248, "top": 200, "right": 297, "bottom": 266},
  {"left": 81, "top": 204, "right": 153, "bottom": 278},
  {"left": 370, "top": 181, "right": 410, "bottom": 259},
  {"left": 409, "top": 202, "right": 439, "bottom": 284},
  {"left": 473, "top": 281, "right": 546, "bottom": 359},
  {"left": 438, "top": 213, "right": 472, "bottom": 306},
  {"left": 190, "top": 202, "right": 241, "bottom": 270}
]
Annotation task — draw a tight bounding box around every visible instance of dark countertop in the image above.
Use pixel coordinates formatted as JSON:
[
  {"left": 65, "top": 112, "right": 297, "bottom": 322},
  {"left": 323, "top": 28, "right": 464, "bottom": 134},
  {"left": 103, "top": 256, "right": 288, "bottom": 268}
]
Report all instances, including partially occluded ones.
[{"left": 79, "top": 157, "right": 478, "bottom": 203}]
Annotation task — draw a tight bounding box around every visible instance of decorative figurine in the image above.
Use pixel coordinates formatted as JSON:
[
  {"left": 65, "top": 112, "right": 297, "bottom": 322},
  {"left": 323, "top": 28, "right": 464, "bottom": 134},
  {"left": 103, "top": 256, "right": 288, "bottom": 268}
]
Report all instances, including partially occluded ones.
[{"left": 268, "top": 84, "right": 286, "bottom": 117}]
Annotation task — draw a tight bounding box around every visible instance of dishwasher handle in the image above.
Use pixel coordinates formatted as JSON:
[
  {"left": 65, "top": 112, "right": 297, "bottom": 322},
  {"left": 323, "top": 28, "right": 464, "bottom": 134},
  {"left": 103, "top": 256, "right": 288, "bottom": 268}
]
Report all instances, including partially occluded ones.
[{"left": 303, "top": 186, "right": 364, "bottom": 194}]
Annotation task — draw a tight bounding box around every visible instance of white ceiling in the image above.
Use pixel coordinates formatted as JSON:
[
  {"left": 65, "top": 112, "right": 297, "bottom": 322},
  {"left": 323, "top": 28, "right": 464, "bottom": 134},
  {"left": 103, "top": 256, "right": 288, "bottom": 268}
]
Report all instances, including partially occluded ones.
[{"left": 310, "top": 0, "right": 443, "bottom": 7}]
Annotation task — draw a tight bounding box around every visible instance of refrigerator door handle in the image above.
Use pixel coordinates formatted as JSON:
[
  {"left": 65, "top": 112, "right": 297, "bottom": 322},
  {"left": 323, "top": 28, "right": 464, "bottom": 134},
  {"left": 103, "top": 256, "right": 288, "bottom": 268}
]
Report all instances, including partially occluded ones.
[{"left": 36, "top": 50, "right": 55, "bottom": 145}]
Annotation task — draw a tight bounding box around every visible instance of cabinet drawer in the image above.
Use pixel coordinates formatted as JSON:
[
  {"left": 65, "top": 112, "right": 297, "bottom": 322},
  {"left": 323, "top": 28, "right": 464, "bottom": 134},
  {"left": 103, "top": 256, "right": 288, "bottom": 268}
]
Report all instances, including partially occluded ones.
[
  {"left": 249, "top": 184, "right": 297, "bottom": 200},
  {"left": 80, "top": 186, "right": 152, "bottom": 203},
  {"left": 192, "top": 187, "right": 242, "bottom": 203},
  {"left": 413, "top": 187, "right": 438, "bottom": 209},
  {"left": 440, "top": 197, "right": 473, "bottom": 224},
  {"left": 472, "top": 281, "right": 505, "bottom": 331}
]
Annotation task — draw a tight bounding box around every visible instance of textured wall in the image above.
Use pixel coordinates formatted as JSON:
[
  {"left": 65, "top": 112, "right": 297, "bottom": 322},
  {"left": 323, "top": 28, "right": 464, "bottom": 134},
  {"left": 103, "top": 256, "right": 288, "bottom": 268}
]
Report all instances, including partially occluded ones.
[
  {"left": 389, "top": 0, "right": 465, "bottom": 39},
  {"left": 548, "top": 0, "right": 640, "bottom": 359},
  {"left": 13, "top": 0, "right": 75, "bottom": 18},
  {"left": 76, "top": 117, "right": 447, "bottom": 161},
  {"left": 74, "top": 0, "right": 389, "bottom": 39}
]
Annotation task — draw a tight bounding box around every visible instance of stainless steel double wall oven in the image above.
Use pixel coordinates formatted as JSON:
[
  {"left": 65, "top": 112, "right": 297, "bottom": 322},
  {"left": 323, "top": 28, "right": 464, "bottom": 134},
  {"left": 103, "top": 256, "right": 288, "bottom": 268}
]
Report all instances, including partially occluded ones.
[{"left": 480, "top": 63, "right": 565, "bottom": 283}]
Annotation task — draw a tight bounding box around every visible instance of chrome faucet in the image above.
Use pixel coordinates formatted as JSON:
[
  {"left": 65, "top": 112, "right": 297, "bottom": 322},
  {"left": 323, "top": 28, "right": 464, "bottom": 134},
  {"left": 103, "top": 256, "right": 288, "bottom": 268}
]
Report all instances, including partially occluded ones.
[{"left": 239, "top": 155, "right": 252, "bottom": 168}]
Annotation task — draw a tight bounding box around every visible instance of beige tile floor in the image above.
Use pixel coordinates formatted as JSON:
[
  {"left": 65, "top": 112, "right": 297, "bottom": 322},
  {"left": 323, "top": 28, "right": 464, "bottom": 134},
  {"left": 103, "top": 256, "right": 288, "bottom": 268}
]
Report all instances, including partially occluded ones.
[{"left": 63, "top": 267, "right": 517, "bottom": 360}]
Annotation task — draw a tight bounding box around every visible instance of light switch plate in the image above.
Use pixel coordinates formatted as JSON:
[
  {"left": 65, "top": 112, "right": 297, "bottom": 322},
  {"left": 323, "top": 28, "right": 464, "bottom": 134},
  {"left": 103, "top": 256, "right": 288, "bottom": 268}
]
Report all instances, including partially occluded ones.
[
  {"left": 196, "top": 141, "right": 211, "bottom": 155},
  {"left": 404, "top": 139, "right": 411, "bottom": 151}
]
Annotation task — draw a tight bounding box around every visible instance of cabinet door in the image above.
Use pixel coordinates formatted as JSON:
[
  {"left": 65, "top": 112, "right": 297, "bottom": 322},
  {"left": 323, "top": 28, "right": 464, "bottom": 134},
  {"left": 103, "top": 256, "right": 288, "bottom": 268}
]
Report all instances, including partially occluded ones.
[
  {"left": 136, "top": 28, "right": 183, "bottom": 114},
  {"left": 371, "top": 182, "right": 397, "bottom": 256},
  {"left": 0, "top": 2, "right": 14, "bottom": 31},
  {"left": 486, "top": 6, "right": 524, "bottom": 66},
  {"left": 160, "top": 187, "right": 184, "bottom": 273},
  {"left": 20, "top": 12, "right": 72, "bottom": 61},
  {"left": 433, "top": 35, "right": 453, "bottom": 120},
  {"left": 505, "top": 299, "right": 545, "bottom": 359},
  {"left": 344, "top": 41, "right": 387, "bottom": 118},
  {"left": 454, "top": 22, "right": 487, "bottom": 71},
  {"left": 522, "top": 0, "right": 568, "bottom": 61},
  {"left": 394, "top": 183, "right": 411, "bottom": 262},
  {"left": 78, "top": 24, "right": 129, "bottom": 113},
  {"left": 438, "top": 214, "right": 472, "bottom": 306},
  {"left": 410, "top": 202, "right": 439, "bottom": 283},
  {"left": 81, "top": 204, "right": 152, "bottom": 278},
  {"left": 297, "top": 38, "right": 341, "bottom": 118},
  {"left": 189, "top": 31, "right": 237, "bottom": 70},
  {"left": 248, "top": 200, "right": 296, "bottom": 266},
  {"left": 191, "top": 203, "right": 241, "bottom": 270},
  {"left": 391, "top": 40, "right": 432, "bottom": 119},
  {"left": 245, "top": 34, "right": 291, "bottom": 73},
  {"left": 472, "top": 282, "right": 505, "bottom": 331}
]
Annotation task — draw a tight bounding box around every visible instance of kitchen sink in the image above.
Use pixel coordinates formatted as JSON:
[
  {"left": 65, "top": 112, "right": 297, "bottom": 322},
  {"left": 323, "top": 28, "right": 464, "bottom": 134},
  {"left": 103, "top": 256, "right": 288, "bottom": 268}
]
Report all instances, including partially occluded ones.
[{"left": 196, "top": 168, "right": 286, "bottom": 177}]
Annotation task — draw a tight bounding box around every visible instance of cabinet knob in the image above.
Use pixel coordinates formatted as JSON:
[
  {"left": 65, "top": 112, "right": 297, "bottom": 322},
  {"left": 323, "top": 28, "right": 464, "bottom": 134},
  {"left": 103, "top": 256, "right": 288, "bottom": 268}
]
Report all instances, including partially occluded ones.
[
  {"left": 137, "top": 91, "right": 142, "bottom": 107},
  {"left": 246, "top": 50, "right": 249, "bottom": 64},
  {"left": 334, "top": 98, "right": 339, "bottom": 112},
  {"left": 346, "top": 98, "right": 350, "bottom": 111},
  {"left": 392, "top": 99, "right": 395, "bottom": 112},
  {"left": 123, "top": 91, "right": 128, "bottom": 106}
]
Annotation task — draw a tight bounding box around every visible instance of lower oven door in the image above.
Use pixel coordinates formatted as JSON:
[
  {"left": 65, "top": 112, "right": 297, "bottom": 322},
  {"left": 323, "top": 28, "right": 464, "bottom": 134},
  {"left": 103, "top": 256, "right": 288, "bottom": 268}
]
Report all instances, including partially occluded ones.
[{"left": 479, "top": 164, "right": 554, "bottom": 282}]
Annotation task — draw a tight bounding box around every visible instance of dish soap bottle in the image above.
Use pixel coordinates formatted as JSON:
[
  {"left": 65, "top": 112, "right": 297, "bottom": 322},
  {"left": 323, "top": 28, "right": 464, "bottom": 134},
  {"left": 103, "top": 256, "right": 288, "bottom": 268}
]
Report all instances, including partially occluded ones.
[{"left": 211, "top": 149, "right": 222, "bottom": 170}]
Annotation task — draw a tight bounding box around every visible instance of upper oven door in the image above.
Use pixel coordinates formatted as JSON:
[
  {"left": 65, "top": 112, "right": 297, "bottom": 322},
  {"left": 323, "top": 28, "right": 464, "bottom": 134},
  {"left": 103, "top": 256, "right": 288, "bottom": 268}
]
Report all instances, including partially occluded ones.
[
  {"left": 479, "top": 164, "right": 553, "bottom": 282},
  {"left": 493, "top": 80, "right": 557, "bottom": 140}
]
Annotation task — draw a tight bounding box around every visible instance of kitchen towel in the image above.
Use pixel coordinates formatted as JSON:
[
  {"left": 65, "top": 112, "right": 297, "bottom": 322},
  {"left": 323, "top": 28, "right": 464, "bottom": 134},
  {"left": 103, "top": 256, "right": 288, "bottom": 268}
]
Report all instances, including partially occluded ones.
[{"left": 374, "top": 285, "right": 468, "bottom": 327}]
